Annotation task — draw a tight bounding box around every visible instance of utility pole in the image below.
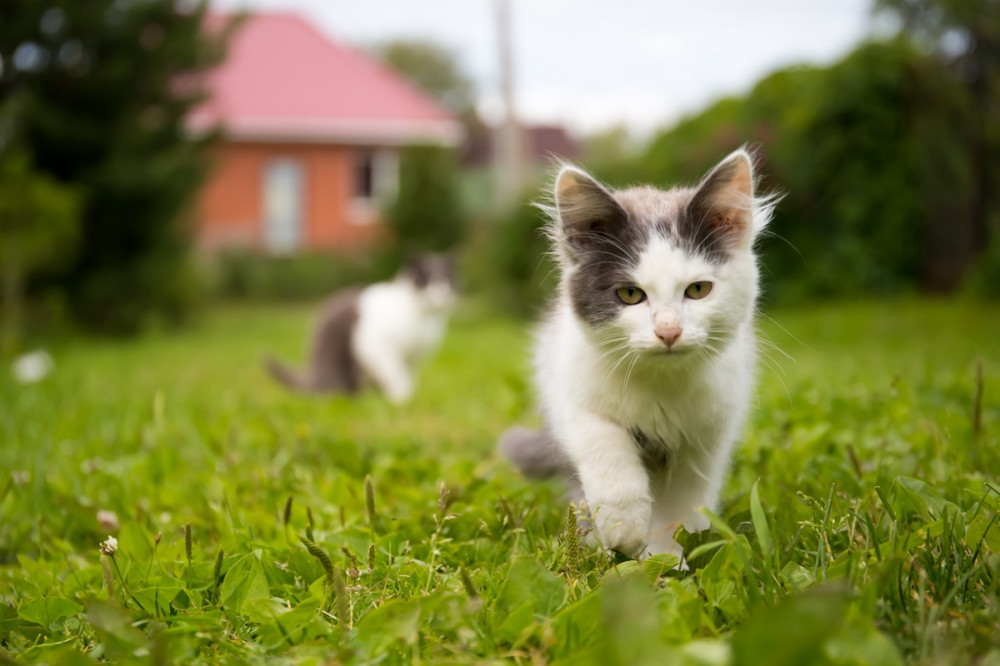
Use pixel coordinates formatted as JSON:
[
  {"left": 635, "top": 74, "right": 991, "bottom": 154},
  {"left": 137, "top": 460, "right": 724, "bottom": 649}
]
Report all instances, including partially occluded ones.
[{"left": 494, "top": 0, "right": 521, "bottom": 208}]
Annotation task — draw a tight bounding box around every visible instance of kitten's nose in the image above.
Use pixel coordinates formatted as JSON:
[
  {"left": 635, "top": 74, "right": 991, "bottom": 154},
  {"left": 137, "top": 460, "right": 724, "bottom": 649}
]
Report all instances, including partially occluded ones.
[{"left": 656, "top": 324, "right": 682, "bottom": 348}]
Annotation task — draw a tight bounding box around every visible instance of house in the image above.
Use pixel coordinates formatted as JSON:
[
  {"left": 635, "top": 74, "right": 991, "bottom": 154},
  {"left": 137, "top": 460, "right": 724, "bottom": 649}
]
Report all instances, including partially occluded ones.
[
  {"left": 461, "top": 121, "right": 580, "bottom": 211},
  {"left": 462, "top": 122, "right": 580, "bottom": 169},
  {"left": 188, "top": 13, "right": 462, "bottom": 254}
]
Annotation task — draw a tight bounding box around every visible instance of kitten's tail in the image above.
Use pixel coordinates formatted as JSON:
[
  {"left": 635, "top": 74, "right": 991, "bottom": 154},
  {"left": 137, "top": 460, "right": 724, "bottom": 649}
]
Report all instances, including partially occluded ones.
[
  {"left": 498, "top": 426, "right": 572, "bottom": 479},
  {"left": 263, "top": 355, "right": 313, "bottom": 392}
]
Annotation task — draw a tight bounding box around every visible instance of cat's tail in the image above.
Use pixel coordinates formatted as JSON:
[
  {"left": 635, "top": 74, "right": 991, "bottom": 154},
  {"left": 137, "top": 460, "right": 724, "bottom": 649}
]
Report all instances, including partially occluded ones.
[
  {"left": 498, "top": 426, "right": 572, "bottom": 479},
  {"left": 263, "top": 355, "right": 314, "bottom": 392}
]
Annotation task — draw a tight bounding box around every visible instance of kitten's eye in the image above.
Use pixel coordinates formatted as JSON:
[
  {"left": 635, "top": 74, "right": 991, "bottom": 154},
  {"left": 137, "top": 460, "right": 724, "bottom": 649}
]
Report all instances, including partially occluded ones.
[
  {"left": 684, "top": 281, "right": 713, "bottom": 299},
  {"left": 615, "top": 286, "right": 646, "bottom": 305}
]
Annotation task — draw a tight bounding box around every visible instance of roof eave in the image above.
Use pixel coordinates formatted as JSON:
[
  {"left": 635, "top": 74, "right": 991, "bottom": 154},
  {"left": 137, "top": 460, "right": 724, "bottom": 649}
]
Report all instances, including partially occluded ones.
[{"left": 188, "top": 116, "right": 465, "bottom": 147}]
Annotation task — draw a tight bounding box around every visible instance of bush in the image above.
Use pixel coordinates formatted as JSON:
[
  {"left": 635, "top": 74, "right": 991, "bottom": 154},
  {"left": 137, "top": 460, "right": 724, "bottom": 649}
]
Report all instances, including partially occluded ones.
[
  {"left": 0, "top": 146, "right": 81, "bottom": 353},
  {"left": 1, "top": 0, "right": 229, "bottom": 335},
  {"left": 383, "top": 144, "right": 466, "bottom": 261},
  {"left": 465, "top": 192, "right": 557, "bottom": 319},
  {"left": 206, "top": 250, "right": 394, "bottom": 302},
  {"left": 962, "top": 219, "right": 1000, "bottom": 299},
  {"left": 594, "top": 39, "right": 979, "bottom": 304}
]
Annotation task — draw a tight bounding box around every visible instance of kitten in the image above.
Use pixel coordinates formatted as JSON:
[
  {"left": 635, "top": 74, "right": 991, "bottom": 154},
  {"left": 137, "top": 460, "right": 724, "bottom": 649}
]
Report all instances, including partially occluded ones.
[
  {"left": 499, "top": 149, "right": 776, "bottom": 558},
  {"left": 265, "top": 254, "right": 455, "bottom": 404}
]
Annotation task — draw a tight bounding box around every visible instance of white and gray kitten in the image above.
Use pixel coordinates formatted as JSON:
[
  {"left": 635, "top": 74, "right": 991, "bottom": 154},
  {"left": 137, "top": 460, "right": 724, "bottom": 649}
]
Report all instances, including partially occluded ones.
[
  {"left": 265, "top": 254, "right": 455, "bottom": 404},
  {"left": 500, "top": 149, "right": 777, "bottom": 558}
]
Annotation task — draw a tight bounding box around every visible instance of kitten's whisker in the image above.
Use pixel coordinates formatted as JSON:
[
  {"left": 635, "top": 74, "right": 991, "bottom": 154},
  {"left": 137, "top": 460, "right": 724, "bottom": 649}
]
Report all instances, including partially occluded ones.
[
  {"left": 755, "top": 349, "right": 794, "bottom": 409},
  {"left": 622, "top": 351, "right": 641, "bottom": 397},
  {"left": 684, "top": 456, "right": 712, "bottom": 483},
  {"left": 756, "top": 310, "right": 812, "bottom": 354},
  {"left": 756, "top": 334, "right": 795, "bottom": 363}
]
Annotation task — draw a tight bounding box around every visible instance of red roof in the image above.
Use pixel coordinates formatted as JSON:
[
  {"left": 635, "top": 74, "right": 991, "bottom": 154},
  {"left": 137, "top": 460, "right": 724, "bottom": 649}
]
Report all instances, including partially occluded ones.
[{"left": 189, "top": 13, "right": 462, "bottom": 146}]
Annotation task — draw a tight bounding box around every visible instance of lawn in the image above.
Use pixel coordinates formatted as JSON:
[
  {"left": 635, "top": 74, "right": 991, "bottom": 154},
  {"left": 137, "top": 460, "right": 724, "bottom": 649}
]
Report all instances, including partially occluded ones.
[{"left": 1, "top": 299, "right": 998, "bottom": 665}]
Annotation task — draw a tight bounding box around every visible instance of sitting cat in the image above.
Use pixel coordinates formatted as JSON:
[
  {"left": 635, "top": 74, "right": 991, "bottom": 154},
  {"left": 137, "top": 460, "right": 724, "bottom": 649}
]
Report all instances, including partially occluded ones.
[
  {"left": 499, "top": 149, "right": 777, "bottom": 558},
  {"left": 265, "top": 254, "right": 455, "bottom": 404}
]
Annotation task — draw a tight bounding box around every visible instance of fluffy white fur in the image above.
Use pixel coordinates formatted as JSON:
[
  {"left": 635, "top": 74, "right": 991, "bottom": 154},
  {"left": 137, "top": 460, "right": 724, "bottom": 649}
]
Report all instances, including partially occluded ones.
[
  {"left": 533, "top": 149, "right": 773, "bottom": 557},
  {"left": 353, "top": 276, "right": 453, "bottom": 404}
]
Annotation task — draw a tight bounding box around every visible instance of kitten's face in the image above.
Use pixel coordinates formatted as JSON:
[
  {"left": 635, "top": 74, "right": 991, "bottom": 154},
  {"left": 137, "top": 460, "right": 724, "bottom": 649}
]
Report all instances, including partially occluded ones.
[
  {"left": 553, "top": 150, "right": 770, "bottom": 362},
  {"left": 401, "top": 253, "right": 456, "bottom": 310}
]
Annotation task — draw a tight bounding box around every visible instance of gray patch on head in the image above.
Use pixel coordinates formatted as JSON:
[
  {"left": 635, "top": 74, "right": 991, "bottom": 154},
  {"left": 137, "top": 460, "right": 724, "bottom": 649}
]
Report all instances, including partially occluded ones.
[
  {"left": 563, "top": 185, "right": 691, "bottom": 327},
  {"left": 676, "top": 157, "right": 753, "bottom": 263},
  {"left": 557, "top": 161, "right": 753, "bottom": 327},
  {"left": 401, "top": 253, "right": 456, "bottom": 289},
  {"left": 568, "top": 248, "right": 643, "bottom": 327},
  {"left": 561, "top": 186, "right": 651, "bottom": 327},
  {"left": 637, "top": 186, "right": 734, "bottom": 266}
]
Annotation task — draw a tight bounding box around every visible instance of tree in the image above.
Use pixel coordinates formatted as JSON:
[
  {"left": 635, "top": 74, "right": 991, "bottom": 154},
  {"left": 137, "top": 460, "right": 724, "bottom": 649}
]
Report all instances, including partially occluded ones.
[
  {"left": 629, "top": 39, "right": 974, "bottom": 300},
  {"left": 0, "top": 147, "right": 80, "bottom": 353},
  {"left": 374, "top": 39, "right": 483, "bottom": 165},
  {"left": 581, "top": 125, "right": 641, "bottom": 169},
  {"left": 383, "top": 144, "right": 465, "bottom": 259},
  {"left": 876, "top": 0, "right": 1000, "bottom": 256},
  {"left": 374, "top": 40, "right": 476, "bottom": 117},
  {"left": 0, "top": 0, "right": 230, "bottom": 334}
]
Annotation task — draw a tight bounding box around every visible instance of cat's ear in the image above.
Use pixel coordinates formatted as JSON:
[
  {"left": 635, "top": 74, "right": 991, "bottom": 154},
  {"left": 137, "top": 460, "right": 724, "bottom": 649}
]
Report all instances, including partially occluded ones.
[
  {"left": 399, "top": 252, "right": 432, "bottom": 288},
  {"left": 687, "top": 149, "right": 757, "bottom": 251},
  {"left": 554, "top": 166, "right": 627, "bottom": 258}
]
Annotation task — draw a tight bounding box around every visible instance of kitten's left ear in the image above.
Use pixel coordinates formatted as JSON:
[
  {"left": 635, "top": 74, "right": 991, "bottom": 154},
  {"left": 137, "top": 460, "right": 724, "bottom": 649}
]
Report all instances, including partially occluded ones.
[
  {"left": 553, "top": 166, "right": 628, "bottom": 260},
  {"left": 687, "top": 149, "right": 758, "bottom": 251}
]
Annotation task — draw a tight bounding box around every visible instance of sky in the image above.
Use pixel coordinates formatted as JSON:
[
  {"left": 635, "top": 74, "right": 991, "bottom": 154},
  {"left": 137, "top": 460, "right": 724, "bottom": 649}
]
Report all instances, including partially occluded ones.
[{"left": 210, "top": 0, "right": 881, "bottom": 136}]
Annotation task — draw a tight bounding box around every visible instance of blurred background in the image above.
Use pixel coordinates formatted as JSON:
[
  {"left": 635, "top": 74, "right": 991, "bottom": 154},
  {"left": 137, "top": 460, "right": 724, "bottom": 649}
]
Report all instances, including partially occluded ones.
[{"left": 0, "top": 0, "right": 998, "bottom": 345}]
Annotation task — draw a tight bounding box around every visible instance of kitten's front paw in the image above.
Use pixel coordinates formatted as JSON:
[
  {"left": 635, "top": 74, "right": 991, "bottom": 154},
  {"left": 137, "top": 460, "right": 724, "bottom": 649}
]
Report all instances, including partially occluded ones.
[
  {"left": 592, "top": 498, "right": 651, "bottom": 558},
  {"left": 383, "top": 381, "right": 413, "bottom": 405}
]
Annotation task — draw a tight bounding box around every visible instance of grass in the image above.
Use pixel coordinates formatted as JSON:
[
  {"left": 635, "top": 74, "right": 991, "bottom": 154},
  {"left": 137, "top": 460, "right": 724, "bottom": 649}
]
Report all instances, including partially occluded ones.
[{"left": 1, "top": 298, "right": 998, "bottom": 665}]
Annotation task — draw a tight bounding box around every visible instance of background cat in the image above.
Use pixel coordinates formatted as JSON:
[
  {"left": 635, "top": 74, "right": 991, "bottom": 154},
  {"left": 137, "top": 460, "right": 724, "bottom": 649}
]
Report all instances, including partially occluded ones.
[
  {"left": 265, "top": 254, "right": 455, "bottom": 404},
  {"left": 500, "top": 149, "right": 778, "bottom": 558}
]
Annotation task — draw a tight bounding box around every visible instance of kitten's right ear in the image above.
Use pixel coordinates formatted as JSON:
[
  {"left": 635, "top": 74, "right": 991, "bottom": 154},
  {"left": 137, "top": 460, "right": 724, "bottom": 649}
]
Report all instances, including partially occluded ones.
[
  {"left": 686, "top": 150, "right": 757, "bottom": 251},
  {"left": 554, "top": 166, "right": 627, "bottom": 257}
]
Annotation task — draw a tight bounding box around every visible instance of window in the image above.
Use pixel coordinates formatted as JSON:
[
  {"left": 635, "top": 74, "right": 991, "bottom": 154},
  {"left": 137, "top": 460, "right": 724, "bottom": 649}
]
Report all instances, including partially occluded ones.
[
  {"left": 354, "top": 151, "right": 375, "bottom": 200},
  {"left": 352, "top": 149, "right": 399, "bottom": 224},
  {"left": 262, "top": 159, "right": 304, "bottom": 254}
]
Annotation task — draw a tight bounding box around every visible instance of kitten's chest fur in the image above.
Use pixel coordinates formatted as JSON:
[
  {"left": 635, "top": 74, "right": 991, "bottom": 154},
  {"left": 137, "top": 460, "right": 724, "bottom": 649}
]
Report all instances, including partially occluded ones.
[
  {"left": 355, "top": 283, "right": 448, "bottom": 359},
  {"left": 537, "top": 303, "right": 753, "bottom": 467}
]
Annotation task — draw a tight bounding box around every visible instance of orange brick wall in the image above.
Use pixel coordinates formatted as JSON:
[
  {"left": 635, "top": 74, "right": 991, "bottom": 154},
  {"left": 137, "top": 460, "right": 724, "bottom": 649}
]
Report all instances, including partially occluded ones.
[{"left": 196, "top": 141, "right": 380, "bottom": 252}]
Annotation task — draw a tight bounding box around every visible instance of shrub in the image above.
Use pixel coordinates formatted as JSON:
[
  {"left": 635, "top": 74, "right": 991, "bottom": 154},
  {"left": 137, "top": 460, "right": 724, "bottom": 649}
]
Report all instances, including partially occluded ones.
[
  {"left": 206, "top": 250, "right": 393, "bottom": 302},
  {"left": 1, "top": 0, "right": 230, "bottom": 335},
  {"left": 383, "top": 144, "right": 466, "bottom": 262},
  {"left": 465, "top": 193, "right": 557, "bottom": 319}
]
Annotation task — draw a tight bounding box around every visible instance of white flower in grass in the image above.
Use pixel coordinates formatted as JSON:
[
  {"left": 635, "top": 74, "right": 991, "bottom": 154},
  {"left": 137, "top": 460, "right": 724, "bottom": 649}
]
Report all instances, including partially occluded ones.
[
  {"left": 97, "top": 510, "right": 120, "bottom": 533},
  {"left": 100, "top": 536, "right": 118, "bottom": 555},
  {"left": 12, "top": 350, "right": 53, "bottom": 384}
]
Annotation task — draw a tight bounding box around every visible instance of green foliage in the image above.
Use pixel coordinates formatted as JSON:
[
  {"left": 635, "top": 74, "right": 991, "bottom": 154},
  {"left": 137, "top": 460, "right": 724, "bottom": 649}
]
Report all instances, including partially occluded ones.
[
  {"left": 963, "top": 224, "right": 1000, "bottom": 298},
  {"left": 0, "top": 150, "right": 80, "bottom": 279},
  {"left": 581, "top": 124, "right": 641, "bottom": 166},
  {"left": 383, "top": 144, "right": 466, "bottom": 262},
  {"left": 374, "top": 40, "right": 476, "bottom": 116},
  {"left": 1, "top": 300, "right": 999, "bottom": 663},
  {"left": 0, "top": 146, "right": 81, "bottom": 352},
  {"left": 0, "top": 0, "right": 229, "bottom": 335},
  {"left": 465, "top": 192, "right": 556, "bottom": 318},
  {"left": 767, "top": 40, "right": 972, "bottom": 300},
  {"left": 206, "top": 249, "right": 394, "bottom": 302},
  {"left": 599, "top": 37, "right": 985, "bottom": 302}
]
